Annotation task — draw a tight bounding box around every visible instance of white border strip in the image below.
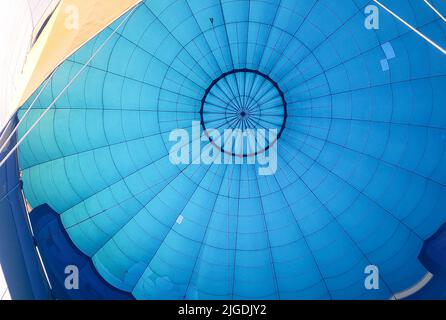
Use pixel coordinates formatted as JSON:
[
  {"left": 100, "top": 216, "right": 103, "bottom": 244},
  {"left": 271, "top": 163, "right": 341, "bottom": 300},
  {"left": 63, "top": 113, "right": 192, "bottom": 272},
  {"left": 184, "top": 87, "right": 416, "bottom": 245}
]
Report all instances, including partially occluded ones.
[{"left": 390, "top": 272, "right": 433, "bottom": 300}]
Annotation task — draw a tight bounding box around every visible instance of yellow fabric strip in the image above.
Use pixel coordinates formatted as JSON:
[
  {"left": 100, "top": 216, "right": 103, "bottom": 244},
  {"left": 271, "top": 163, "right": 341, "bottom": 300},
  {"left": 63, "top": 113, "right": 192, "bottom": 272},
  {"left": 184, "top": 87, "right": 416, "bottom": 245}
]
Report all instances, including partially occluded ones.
[{"left": 15, "top": 0, "right": 141, "bottom": 107}]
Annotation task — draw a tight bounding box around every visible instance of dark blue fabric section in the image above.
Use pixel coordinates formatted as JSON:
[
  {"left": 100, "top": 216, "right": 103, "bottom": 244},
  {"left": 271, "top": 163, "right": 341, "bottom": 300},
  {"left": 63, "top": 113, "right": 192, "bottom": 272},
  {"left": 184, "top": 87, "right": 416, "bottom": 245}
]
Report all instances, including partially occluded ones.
[
  {"left": 409, "top": 222, "right": 446, "bottom": 300},
  {"left": 0, "top": 117, "right": 51, "bottom": 300},
  {"left": 419, "top": 222, "right": 446, "bottom": 274},
  {"left": 30, "top": 204, "right": 134, "bottom": 300}
]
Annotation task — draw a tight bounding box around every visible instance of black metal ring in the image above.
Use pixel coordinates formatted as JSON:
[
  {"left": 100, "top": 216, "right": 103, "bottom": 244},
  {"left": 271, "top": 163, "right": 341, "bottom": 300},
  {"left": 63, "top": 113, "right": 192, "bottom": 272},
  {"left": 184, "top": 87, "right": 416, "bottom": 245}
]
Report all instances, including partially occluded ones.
[{"left": 200, "top": 69, "right": 287, "bottom": 157}]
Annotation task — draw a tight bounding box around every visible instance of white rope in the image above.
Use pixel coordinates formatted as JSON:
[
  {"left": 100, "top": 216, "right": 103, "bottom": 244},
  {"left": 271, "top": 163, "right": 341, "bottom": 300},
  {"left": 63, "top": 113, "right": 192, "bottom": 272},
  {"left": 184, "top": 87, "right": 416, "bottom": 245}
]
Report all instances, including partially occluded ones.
[
  {"left": 0, "top": 74, "right": 53, "bottom": 153},
  {"left": 0, "top": 5, "right": 139, "bottom": 168},
  {"left": 424, "top": 0, "right": 446, "bottom": 23},
  {"left": 373, "top": 0, "right": 446, "bottom": 55}
]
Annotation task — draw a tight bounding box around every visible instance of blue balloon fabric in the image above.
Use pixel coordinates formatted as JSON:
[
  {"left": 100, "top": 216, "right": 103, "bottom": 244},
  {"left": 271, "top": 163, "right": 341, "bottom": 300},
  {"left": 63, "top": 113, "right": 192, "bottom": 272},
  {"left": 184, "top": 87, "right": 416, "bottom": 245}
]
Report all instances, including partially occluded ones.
[{"left": 17, "top": 0, "right": 446, "bottom": 299}]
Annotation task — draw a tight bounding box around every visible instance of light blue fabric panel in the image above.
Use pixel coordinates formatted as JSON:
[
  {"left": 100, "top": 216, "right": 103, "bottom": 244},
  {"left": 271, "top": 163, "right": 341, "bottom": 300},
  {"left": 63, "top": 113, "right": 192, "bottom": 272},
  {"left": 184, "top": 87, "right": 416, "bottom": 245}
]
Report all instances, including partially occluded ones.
[{"left": 17, "top": 0, "right": 446, "bottom": 300}]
